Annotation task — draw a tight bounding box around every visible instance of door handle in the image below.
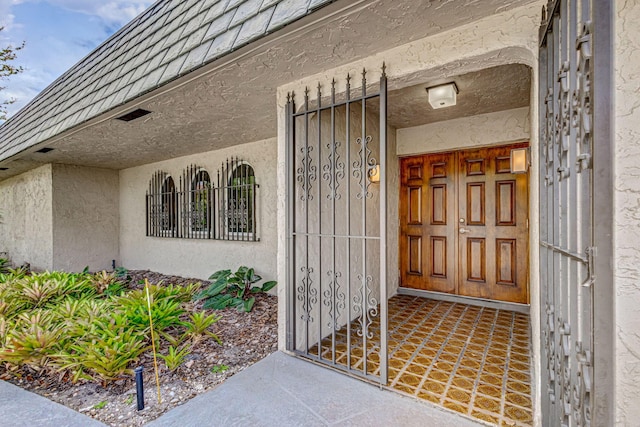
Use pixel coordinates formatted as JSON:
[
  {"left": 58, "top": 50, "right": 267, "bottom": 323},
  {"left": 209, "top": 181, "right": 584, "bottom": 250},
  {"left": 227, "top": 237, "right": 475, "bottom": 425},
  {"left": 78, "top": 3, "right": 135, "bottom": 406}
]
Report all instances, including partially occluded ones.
[{"left": 459, "top": 228, "right": 471, "bottom": 234}]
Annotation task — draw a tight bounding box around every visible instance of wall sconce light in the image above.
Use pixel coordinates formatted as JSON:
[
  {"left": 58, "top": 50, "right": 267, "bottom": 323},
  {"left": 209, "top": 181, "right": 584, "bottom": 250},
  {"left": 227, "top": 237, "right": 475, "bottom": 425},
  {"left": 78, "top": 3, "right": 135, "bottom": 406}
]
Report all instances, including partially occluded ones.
[
  {"left": 426, "top": 82, "right": 458, "bottom": 109},
  {"left": 510, "top": 147, "right": 529, "bottom": 174},
  {"left": 369, "top": 164, "right": 380, "bottom": 183}
]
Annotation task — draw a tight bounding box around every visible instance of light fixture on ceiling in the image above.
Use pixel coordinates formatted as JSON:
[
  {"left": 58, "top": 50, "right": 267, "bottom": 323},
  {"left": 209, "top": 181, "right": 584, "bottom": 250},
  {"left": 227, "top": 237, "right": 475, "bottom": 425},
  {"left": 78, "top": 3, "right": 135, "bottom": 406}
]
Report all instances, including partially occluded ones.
[
  {"left": 35, "top": 147, "right": 54, "bottom": 153},
  {"left": 426, "top": 82, "right": 458, "bottom": 109},
  {"left": 0, "top": 167, "right": 8, "bottom": 171},
  {"left": 510, "top": 147, "right": 529, "bottom": 174}
]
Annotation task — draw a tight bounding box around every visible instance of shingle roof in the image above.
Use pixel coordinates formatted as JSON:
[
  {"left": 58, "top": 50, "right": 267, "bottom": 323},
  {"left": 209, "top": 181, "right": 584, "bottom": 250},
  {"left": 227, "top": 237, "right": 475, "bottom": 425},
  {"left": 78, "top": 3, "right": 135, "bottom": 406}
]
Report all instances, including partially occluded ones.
[{"left": 0, "top": 0, "right": 332, "bottom": 162}]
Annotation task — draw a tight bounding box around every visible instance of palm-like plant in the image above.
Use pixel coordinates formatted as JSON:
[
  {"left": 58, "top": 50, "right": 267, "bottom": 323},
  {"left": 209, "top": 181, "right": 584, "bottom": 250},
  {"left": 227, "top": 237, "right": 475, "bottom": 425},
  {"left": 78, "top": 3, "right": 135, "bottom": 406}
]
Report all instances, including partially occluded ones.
[{"left": 195, "top": 266, "right": 276, "bottom": 312}]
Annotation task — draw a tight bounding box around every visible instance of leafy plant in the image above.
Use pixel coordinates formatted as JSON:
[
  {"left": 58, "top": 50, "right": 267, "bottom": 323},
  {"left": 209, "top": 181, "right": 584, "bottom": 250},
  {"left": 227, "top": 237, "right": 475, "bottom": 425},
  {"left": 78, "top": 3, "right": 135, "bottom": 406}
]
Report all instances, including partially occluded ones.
[
  {"left": 185, "top": 311, "right": 221, "bottom": 343},
  {"left": 0, "top": 312, "right": 63, "bottom": 371},
  {"left": 118, "top": 292, "right": 185, "bottom": 333},
  {"left": 0, "top": 270, "right": 211, "bottom": 385},
  {"left": 0, "top": 258, "right": 10, "bottom": 274},
  {"left": 81, "top": 270, "right": 125, "bottom": 297},
  {"left": 195, "top": 266, "right": 276, "bottom": 312},
  {"left": 159, "top": 345, "right": 191, "bottom": 371},
  {"left": 57, "top": 319, "right": 147, "bottom": 384},
  {"left": 94, "top": 401, "right": 107, "bottom": 410},
  {"left": 210, "top": 364, "right": 229, "bottom": 373},
  {"left": 114, "top": 267, "right": 129, "bottom": 280}
]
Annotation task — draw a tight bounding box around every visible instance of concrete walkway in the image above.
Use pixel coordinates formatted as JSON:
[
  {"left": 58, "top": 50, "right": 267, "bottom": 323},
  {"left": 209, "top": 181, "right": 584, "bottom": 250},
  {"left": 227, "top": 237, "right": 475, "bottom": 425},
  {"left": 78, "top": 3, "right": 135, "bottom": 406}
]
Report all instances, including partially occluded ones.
[
  {"left": 1, "top": 352, "right": 485, "bottom": 426},
  {"left": 0, "top": 380, "right": 106, "bottom": 427},
  {"left": 149, "top": 352, "right": 484, "bottom": 427}
]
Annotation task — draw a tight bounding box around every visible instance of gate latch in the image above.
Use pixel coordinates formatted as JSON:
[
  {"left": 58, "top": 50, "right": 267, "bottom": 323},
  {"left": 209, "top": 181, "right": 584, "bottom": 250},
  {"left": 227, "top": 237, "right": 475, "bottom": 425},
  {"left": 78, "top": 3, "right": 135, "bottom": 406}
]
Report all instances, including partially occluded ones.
[
  {"left": 582, "top": 246, "right": 596, "bottom": 287},
  {"left": 576, "top": 153, "right": 592, "bottom": 171}
]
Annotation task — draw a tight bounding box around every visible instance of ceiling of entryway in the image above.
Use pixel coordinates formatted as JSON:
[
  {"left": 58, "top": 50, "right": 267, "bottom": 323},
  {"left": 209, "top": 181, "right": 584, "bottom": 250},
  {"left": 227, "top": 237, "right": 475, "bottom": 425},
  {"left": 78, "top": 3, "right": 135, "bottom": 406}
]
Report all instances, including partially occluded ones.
[
  {"left": 0, "top": 0, "right": 538, "bottom": 179},
  {"left": 387, "top": 64, "right": 531, "bottom": 129}
]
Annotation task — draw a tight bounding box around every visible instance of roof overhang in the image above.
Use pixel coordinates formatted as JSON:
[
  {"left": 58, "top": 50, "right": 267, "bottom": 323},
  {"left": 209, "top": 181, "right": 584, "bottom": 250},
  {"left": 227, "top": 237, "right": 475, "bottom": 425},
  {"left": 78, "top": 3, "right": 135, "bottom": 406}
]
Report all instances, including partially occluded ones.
[{"left": 0, "top": 0, "right": 538, "bottom": 180}]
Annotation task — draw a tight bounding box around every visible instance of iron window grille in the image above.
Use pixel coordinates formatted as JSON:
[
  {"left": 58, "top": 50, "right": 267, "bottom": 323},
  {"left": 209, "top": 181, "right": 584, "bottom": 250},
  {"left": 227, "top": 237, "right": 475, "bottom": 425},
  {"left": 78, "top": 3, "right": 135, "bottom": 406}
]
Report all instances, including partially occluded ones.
[
  {"left": 145, "top": 158, "right": 259, "bottom": 241},
  {"left": 146, "top": 171, "right": 178, "bottom": 238}
]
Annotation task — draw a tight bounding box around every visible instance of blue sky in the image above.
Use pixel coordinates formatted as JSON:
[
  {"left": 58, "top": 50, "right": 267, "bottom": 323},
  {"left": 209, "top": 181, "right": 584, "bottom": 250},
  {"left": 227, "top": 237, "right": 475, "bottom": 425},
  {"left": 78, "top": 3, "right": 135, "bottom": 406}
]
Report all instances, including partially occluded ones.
[{"left": 0, "top": 0, "right": 155, "bottom": 119}]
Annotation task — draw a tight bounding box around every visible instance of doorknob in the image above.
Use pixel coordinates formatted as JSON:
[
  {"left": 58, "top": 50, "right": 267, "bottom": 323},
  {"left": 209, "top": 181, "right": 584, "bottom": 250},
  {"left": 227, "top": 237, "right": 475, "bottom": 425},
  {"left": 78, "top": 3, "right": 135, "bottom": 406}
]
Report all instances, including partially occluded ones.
[{"left": 459, "top": 228, "right": 471, "bottom": 234}]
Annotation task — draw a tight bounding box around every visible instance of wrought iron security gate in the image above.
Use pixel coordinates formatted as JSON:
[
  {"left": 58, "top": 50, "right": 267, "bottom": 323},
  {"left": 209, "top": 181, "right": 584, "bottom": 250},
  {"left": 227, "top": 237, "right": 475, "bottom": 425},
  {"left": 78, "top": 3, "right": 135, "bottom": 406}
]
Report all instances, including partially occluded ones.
[
  {"left": 539, "top": 1, "right": 613, "bottom": 425},
  {"left": 286, "top": 66, "right": 388, "bottom": 384}
]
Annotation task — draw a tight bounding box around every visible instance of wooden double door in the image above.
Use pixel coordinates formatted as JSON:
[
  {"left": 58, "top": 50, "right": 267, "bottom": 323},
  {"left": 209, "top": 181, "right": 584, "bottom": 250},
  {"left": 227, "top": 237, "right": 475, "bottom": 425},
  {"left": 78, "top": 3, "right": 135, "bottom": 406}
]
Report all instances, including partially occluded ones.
[{"left": 399, "top": 144, "right": 529, "bottom": 304}]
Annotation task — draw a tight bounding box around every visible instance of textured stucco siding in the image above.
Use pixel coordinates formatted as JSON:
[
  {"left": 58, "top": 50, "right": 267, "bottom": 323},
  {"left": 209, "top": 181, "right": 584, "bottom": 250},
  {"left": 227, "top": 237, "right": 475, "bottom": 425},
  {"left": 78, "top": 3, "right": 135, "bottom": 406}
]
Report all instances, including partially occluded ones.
[
  {"left": 0, "top": 164, "right": 53, "bottom": 270},
  {"left": 51, "top": 165, "right": 119, "bottom": 272},
  {"left": 396, "top": 107, "right": 530, "bottom": 156},
  {"left": 119, "top": 138, "right": 278, "bottom": 282},
  {"left": 614, "top": 0, "right": 640, "bottom": 424},
  {"left": 276, "top": 11, "right": 542, "bottom": 426}
]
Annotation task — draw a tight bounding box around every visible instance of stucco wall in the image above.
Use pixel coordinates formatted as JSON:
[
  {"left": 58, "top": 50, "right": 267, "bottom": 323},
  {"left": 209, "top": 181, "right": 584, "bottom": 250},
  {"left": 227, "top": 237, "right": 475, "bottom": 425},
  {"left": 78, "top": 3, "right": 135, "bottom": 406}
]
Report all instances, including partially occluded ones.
[
  {"left": 0, "top": 164, "right": 53, "bottom": 270},
  {"left": 51, "top": 164, "right": 119, "bottom": 272},
  {"left": 119, "top": 138, "right": 278, "bottom": 282},
  {"left": 396, "top": 107, "right": 530, "bottom": 156},
  {"left": 276, "top": 2, "right": 543, "bottom": 424},
  {"left": 614, "top": 0, "right": 640, "bottom": 424}
]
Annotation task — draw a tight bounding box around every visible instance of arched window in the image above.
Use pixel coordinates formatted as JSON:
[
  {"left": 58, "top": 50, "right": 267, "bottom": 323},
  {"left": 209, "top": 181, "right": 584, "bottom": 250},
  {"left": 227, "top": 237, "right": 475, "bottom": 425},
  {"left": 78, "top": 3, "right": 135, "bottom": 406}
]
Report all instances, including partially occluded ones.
[
  {"left": 161, "top": 176, "right": 177, "bottom": 234},
  {"left": 146, "top": 170, "right": 176, "bottom": 237},
  {"left": 227, "top": 162, "right": 256, "bottom": 235},
  {"left": 145, "top": 161, "right": 259, "bottom": 241},
  {"left": 190, "top": 169, "right": 211, "bottom": 233}
]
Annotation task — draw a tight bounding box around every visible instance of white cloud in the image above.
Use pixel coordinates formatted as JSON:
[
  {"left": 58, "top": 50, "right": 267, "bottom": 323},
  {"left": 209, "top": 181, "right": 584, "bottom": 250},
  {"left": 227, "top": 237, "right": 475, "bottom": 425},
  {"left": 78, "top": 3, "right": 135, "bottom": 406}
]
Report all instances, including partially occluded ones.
[
  {"left": 0, "top": 0, "right": 155, "bottom": 119},
  {"left": 44, "top": 0, "right": 152, "bottom": 26}
]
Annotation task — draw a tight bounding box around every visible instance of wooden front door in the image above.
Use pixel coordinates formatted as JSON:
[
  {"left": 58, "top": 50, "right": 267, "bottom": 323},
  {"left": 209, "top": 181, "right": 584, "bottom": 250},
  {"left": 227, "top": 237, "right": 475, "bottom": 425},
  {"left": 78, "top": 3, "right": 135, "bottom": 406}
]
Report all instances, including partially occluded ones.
[{"left": 399, "top": 143, "right": 529, "bottom": 304}]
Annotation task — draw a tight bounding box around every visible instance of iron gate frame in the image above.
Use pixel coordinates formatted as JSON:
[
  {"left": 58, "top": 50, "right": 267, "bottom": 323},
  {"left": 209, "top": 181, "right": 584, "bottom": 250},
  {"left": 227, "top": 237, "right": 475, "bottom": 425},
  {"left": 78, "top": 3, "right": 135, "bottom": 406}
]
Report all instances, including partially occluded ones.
[
  {"left": 538, "top": 1, "right": 614, "bottom": 425},
  {"left": 285, "top": 66, "right": 388, "bottom": 385}
]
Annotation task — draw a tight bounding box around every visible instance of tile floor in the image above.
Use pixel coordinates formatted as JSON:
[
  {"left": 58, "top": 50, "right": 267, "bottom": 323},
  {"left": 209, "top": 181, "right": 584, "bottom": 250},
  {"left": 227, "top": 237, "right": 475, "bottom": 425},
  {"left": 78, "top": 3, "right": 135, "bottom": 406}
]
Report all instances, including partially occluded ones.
[{"left": 313, "top": 295, "right": 533, "bottom": 426}]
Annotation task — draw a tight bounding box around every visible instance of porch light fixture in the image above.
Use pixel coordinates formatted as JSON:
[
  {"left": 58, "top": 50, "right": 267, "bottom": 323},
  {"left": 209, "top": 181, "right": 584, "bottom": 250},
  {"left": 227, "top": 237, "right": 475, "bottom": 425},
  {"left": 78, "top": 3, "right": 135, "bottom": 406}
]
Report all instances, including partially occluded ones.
[
  {"left": 369, "top": 164, "right": 381, "bottom": 183},
  {"left": 427, "top": 82, "right": 458, "bottom": 109},
  {"left": 35, "top": 147, "right": 54, "bottom": 153},
  {"left": 510, "top": 147, "right": 529, "bottom": 174}
]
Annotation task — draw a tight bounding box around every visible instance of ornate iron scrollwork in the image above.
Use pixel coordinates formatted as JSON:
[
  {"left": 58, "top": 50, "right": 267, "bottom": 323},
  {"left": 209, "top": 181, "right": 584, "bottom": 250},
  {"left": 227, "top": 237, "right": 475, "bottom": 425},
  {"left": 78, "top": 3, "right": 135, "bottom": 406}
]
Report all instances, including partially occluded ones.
[
  {"left": 297, "top": 146, "right": 317, "bottom": 201},
  {"left": 545, "top": 304, "right": 557, "bottom": 403},
  {"left": 323, "top": 270, "right": 346, "bottom": 329},
  {"left": 573, "top": 342, "right": 592, "bottom": 427},
  {"left": 297, "top": 266, "right": 317, "bottom": 323},
  {"left": 559, "top": 320, "right": 572, "bottom": 425},
  {"left": 353, "top": 274, "right": 378, "bottom": 339},
  {"left": 352, "top": 135, "right": 377, "bottom": 200},
  {"left": 575, "top": 21, "right": 593, "bottom": 173},
  {"left": 323, "top": 141, "right": 345, "bottom": 200}
]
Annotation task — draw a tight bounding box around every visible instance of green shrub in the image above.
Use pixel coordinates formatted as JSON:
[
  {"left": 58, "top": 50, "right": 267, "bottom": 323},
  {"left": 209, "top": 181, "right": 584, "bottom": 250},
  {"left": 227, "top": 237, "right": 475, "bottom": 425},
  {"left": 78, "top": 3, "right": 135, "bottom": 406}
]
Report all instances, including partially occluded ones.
[
  {"left": 195, "top": 266, "right": 276, "bottom": 312},
  {"left": 159, "top": 345, "right": 191, "bottom": 371},
  {"left": 0, "top": 258, "right": 10, "bottom": 274},
  {"left": 185, "top": 311, "right": 221, "bottom": 343},
  {"left": 0, "top": 270, "right": 217, "bottom": 385}
]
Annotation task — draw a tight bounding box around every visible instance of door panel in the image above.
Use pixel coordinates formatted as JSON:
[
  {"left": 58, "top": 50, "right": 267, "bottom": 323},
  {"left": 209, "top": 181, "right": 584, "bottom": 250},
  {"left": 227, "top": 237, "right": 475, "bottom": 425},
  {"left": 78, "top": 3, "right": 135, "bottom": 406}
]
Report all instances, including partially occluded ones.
[
  {"left": 458, "top": 145, "right": 528, "bottom": 304},
  {"left": 400, "top": 153, "right": 456, "bottom": 293},
  {"left": 400, "top": 143, "right": 529, "bottom": 304}
]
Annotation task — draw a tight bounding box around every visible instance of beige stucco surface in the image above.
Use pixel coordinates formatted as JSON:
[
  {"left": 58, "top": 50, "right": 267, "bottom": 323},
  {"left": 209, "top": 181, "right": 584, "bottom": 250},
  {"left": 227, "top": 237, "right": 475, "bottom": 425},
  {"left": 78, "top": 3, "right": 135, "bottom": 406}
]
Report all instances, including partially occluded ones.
[
  {"left": 119, "top": 138, "right": 278, "bottom": 282},
  {"left": 0, "top": 164, "right": 53, "bottom": 270},
  {"left": 614, "top": 0, "right": 640, "bottom": 424},
  {"left": 396, "top": 107, "right": 530, "bottom": 156},
  {"left": 51, "top": 164, "right": 119, "bottom": 272},
  {"left": 276, "top": 4, "right": 543, "bottom": 425}
]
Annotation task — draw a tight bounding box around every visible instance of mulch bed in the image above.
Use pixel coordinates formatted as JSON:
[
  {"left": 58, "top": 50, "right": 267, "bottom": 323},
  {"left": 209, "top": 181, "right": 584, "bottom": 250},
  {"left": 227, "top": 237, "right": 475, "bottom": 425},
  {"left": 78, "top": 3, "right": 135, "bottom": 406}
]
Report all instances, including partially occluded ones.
[{"left": 0, "top": 270, "right": 278, "bottom": 426}]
